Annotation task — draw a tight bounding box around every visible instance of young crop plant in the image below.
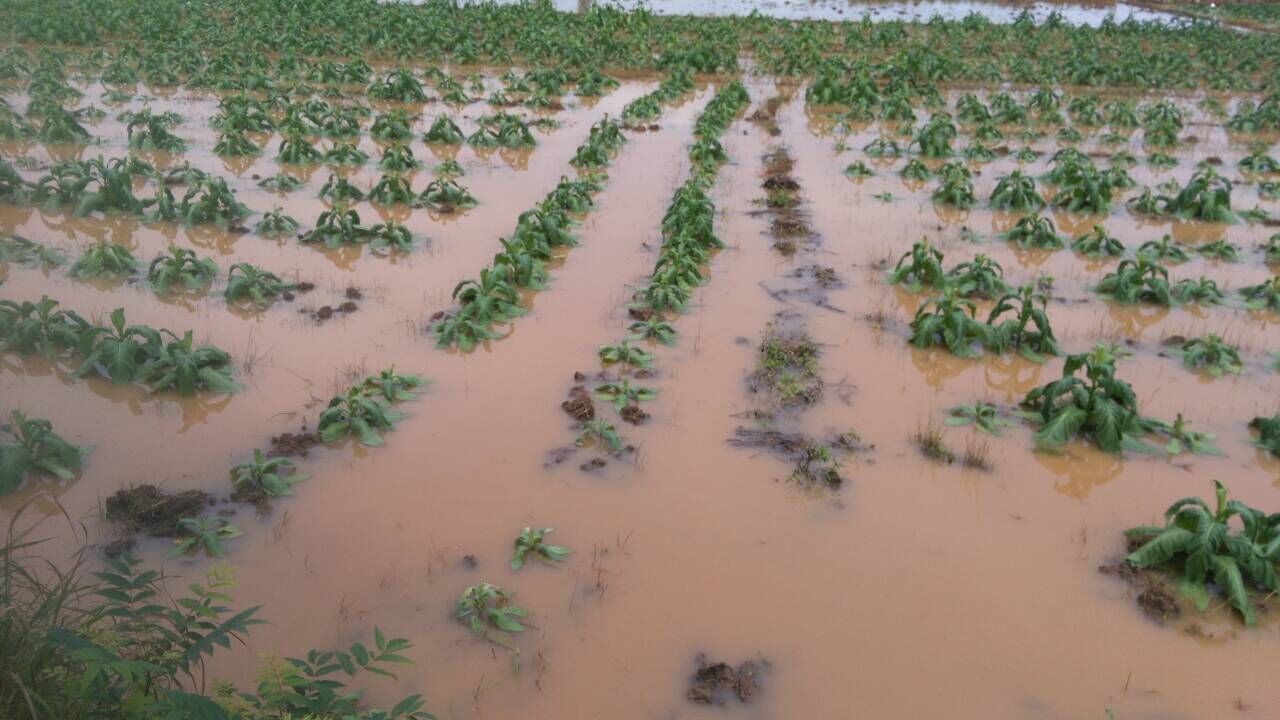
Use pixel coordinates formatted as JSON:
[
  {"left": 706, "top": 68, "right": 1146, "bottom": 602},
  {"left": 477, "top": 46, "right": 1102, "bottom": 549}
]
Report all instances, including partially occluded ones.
[
  {"left": 213, "top": 129, "right": 260, "bottom": 157},
  {"left": 169, "top": 516, "right": 242, "bottom": 558},
  {"left": 137, "top": 330, "right": 239, "bottom": 395},
  {"left": 303, "top": 206, "right": 370, "bottom": 247},
  {"left": 1072, "top": 225, "right": 1124, "bottom": 258},
  {"left": 598, "top": 340, "right": 654, "bottom": 369},
  {"left": 845, "top": 161, "right": 874, "bottom": 179},
  {"left": 257, "top": 173, "right": 304, "bottom": 193},
  {"left": 456, "top": 583, "right": 526, "bottom": 638},
  {"left": 370, "top": 110, "right": 414, "bottom": 141},
  {"left": 225, "top": 263, "right": 295, "bottom": 308},
  {"left": 593, "top": 378, "right": 657, "bottom": 410},
  {"left": 946, "top": 254, "right": 1010, "bottom": 299},
  {"left": 1017, "top": 345, "right": 1159, "bottom": 453},
  {"left": 179, "top": 178, "right": 250, "bottom": 229},
  {"left": 379, "top": 143, "right": 419, "bottom": 172},
  {"left": 1001, "top": 213, "right": 1064, "bottom": 250},
  {"left": 1161, "top": 167, "right": 1235, "bottom": 223},
  {"left": 1125, "top": 480, "right": 1279, "bottom": 625},
  {"left": 277, "top": 133, "right": 322, "bottom": 164},
  {"left": 887, "top": 240, "right": 945, "bottom": 293},
  {"left": 1150, "top": 413, "right": 1221, "bottom": 456},
  {"left": 1050, "top": 163, "right": 1113, "bottom": 214},
  {"left": 147, "top": 246, "right": 216, "bottom": 293},
  {"left": 417, "top": 178, "right": 477, "bottom": 211},
  {"left": 945, "top": 402, "right": 1014, "bottom": 436},
  {"left": 0, "top": 410, "right": 85, "bottom": 495},
  {"left": 1095, "top": 258, "right": 1172, "bottom": 306},
  {"left": 0, "top": 296, "right": 89, "bottom": 359},
  {"left": 577, "top": 418, "right": 623, "bottom": 452},
  {"left": 1197, "top": 238, "right": 1239, "bottom": 262},
  {"left": 319, "top": 174, "right": 365, "bottom": 203},
  {"left": 989, "top": 170, "right": 1044, "bottom": 211},
  {"left": 1266, "top": 235, "right": 1280, "bottom": 266},
  {"left": 932, "top": 163, "right": 976, "bottom": 208},
  {"left": 627, "top": 316, "right": 677, "bottom": 346},
  {"left": 1239, "top": 149, "right": 1280, "bottom": 174},
  {"left": 1252, "top": 415, "right": 1280, "bottom": 456},
  {"left": 256, "top": 207, "right": 300, "bottom": 238},
  {"left": 368, "top": 221, "right": 415, "bottom": 254},
  {"left": 987, "top": 285, "right": 1060, "bottom": 362},
  {"left": 1240, "top": 276, "right": 1280, "bottom": 313},
  {"left": 69, "top": 239, "right": 136, "bottom": 279},
  {"left": 511, "top": 527, "right": 570, "bottom": 570},
  {"left": 0, "top": 234, "right": 63, "bottom": 267},
  {"left": 911, "top": 114, "right": 957, "bottom": 158},
  {"left": 1171, "top": 276, "right": 1226, "bottom": 306},
  {"left": 368, "top": 69, "right": 428, "bottom": 102},
  {"left": 317, "top": 385, "right": 401, "bottom": 446},
  {"left": 361, "top": 367, "right": 425, "bottom": 403},
  {"left": 900, "top": 158, "right": 931, "bottom": 182},
  {"left": 1178, "top": 334, "right": 1242, "bottom": 377},
  {"left": 1137, "top": 235, "right": 1189, "bottom": 264},
  {"left": 125, "top": 110, "right": 184, "bottom": 152},
  {"left": 231, "top": 449, "right": 307, "bottom": 497},
  {"left": 863, "top": 137, "right": 901, "bottom": 159},
  {"left": 908, "top": 288, "right": 996, "bottom": 358},
  {"left": 323, "top": 142, "right": 369, "bottom": 166}
]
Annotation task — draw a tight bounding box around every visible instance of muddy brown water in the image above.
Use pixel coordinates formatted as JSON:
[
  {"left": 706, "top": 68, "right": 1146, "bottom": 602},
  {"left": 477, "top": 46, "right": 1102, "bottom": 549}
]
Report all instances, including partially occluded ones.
[{"left": 3, "top": 73, "right": 1280, "bottom": 719}]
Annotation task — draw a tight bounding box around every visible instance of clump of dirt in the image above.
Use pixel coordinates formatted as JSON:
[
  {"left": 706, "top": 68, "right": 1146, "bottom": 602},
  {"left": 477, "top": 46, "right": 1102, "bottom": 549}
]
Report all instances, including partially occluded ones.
[
  {"left": 762, "top": 149, "right": 794, "bottom": 176},
  {"left": 748, "top": 95, "right": 783, "bottom": 136},
  {"left": 269, "top": 426, "right": 321, "bottom": 457},
  {"left": 687, "top": 655, "right": 768, "bottom": 705},
  {"left": 229, "top": 483, "right": 273, "bottom": 515},
  {"left": 315, "top": 306, "right": 334, "bottom": 320},
  {"left": 728, "top": 428, "right": 852, "bottom": 489},
  {"left": 747, "top": 313, "right": 822, "bottom": 407},
  {"left": 337, "top": 300, "right": 358, "bottom": 313},
  {"left": 1099, "top": 561, "right": 1182, "bottom": 625},
  {"left": 619, "top": 405, "right": 648, "bottom": 425},
  {"left": 562, "top": 385, "right": 595, "bottom": 421},
  {"left": 544, "top": 446, "right": 577, "bottom": 467},
  {"left": 345, "top": 286, "right": 363, "bottom": 300},
  {"left": 104, "top": 484, "right": 210, "bottom": 537},
  {"left": 580, "top": 457, "right": 607, "bottom": 472},
  {"left": 461, "top": 554, "right": 478, "bottom": 570},
  {"left": 295, "top": 281, "right": 316, "bottom": 292},
  {"left": 628, "top": 307, "right": 654, "bottom": 322}
]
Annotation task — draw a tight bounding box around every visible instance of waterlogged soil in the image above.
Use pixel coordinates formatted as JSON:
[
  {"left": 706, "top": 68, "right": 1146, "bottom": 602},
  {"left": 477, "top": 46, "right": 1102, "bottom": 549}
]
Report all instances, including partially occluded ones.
[{"left": 5, "top": 69, "right": 1280, "bottom": 720}]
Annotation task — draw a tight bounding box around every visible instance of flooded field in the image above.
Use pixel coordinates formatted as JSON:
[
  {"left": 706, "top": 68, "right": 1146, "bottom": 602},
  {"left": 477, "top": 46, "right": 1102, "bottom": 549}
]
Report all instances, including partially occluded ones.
[{"left": 2, "top": 2, "right": 1280, "bottom": 719}]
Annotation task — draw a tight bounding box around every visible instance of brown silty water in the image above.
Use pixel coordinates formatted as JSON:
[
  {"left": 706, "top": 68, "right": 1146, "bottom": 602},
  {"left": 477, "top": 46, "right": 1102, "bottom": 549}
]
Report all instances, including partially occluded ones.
[{"left": 2, "top": 70, "right": 1280, "bottom": 719}]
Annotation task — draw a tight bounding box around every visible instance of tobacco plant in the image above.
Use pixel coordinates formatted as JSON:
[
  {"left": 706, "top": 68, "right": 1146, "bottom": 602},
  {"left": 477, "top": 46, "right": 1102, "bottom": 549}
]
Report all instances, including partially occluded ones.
[
  {"left": 0, "top": 296, "right": 89, "bottom": 358},
  {"left": 256, "top": 207, "right": 300, "bottom": 237},
  {"left": 511, "top": 527, "right": 570, "bottom": 570},
  {"left": 987, "top": 286, "right": 1060, "bottom": 362},
  {"left": 1072, "top": 225, "right": 1124, "bottom": 258},
  {"left": 1096, "top": 258, "right": 1172, "bottom": 306},
  {"left": 317, "top": 386, "right": 400, "bottom": 446},
  {"left": 598, "top": 340, "right": 653, "bottom": 369},
  {"left": 0, "top": 410, "right": 85, "bottom": 495},
  {"left": 147, "top": 246, "right": 216, "bottom": 293},
  {"left": 1137, "top": 235, "right": 1188, "bottom": 264},
  {"left": 576, "top": 418, "right": 623, "bottom": 452},
  {"left": 1252, "top": 415, "right": 1280, "bottom": 456},
  {"left": 1241, "top": 276, "right": 1280, "bottom": 313},
  {"left": 69, "top": 239, "right": 136, "bottom": 279},
  {"left": 1178, "top": 334, "right": 1242, "bottom": 377},
  {"left": 946, "top": 254, "right": 1009, "bottom": 299},
  {"left": 456, "top": 583, "right": 526, "bottom": 636},
  {"left": 1170, "top": 276, "right": 1225, "bottom": 306},
  {"left": 230, "top": 449, "right": 307, "bottom": 497},
  {"left": 225, "top": 263, "right": 294, "bottom": 307},
  {"left": 989, "top": 170, "right": 1044, "bottom": 211},
  {"left": 593, "top": 378, "right": 657, "bottom": 410},
  {"left": 1017, "top": 346, "right": 1158, "bottom": 453},
  {"left": 169, "top": 517, "right": 242, "bottom": 558},
  {"left": 1150, "top": 414, "right": 1221, "bottom": 456},
  {"left": 908, "top": 288, "right": 996, "bottom": 358},
  {"left": 137, "top": 330, "right": 239, "bottom": 395},
  {"left": 945, "top": 402, "right": 1013, "bottom": 436},
  {"left": 1126, "top": 481, "right": 1278, "bottom": 625},
  {"left": 1001, "top": 213, "right": 1064, "bottom": 249},
  {"left": 887, "top": 240, "right": 945, "bottom": 292}
]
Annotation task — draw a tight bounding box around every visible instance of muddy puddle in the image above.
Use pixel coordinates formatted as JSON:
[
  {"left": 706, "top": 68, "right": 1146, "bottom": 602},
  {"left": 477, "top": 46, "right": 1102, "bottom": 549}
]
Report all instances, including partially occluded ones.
[{"left": 4, "top": 58, "right": 1280, "bottom": 720}]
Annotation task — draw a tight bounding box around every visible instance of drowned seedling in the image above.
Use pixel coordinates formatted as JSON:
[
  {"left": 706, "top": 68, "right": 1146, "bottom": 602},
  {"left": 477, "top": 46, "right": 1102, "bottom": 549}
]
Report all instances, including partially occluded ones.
[{"left": 511, "top": 527, "right": 570, "bottom": 570}]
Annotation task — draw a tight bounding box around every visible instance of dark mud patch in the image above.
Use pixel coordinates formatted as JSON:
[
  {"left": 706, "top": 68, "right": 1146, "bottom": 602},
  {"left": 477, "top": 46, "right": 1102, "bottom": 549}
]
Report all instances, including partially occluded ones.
[
  {"left": 619, "top": 404, "right": 649, "bottom": 425},
  {"left": 746, "top": 312, "right": 823, "bottom": 407},
  {"left": 229, "top": 483, "right": 273, "bottom": 515},
  {"left": 687, "top": 655, "right": 769, "bottom": 705},
  {"left": 544, "top": 446, "right": 578, "bottom": 467},
  {"left": 728, "top": 427, "right": 857, "bottom": 489},
  {"left": 761, "top": 265, "right": 846, "bottom": 313},
  {"left": 1098, "top": 562, "right": 1182, "bottom": 625},
  {"left": 562, "top": 385, "right": 595, "bottom": 422},
  {"left": 748, "top": 95, "right": 783, "bottom": 136},
  {"left": 104, "top": 484, "right": 210, "bottom": 538},
  {"left": 579, "top": 457, "right": 607, "bottom": 472},
  {"left": 268, "top": 425, "right": 321, "bottom": 458}
]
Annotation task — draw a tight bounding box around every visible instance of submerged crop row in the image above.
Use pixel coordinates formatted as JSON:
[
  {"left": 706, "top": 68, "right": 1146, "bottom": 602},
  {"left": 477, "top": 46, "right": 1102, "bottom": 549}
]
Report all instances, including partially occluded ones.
[
  {"left": 575, "top": 80, "right": 749, "bottom": 452},
  {"left": 430, "top": 115, "right": 629, "bottom": 351}
]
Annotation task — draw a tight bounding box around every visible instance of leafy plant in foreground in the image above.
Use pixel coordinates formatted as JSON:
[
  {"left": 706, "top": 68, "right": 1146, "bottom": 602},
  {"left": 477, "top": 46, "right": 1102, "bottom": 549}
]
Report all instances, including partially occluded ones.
[
  {"left": 456, "top": 583, "right": 526, "bottom": 636},
  {"left": 1072, "top": 225, "right": 1124, "bottom": 258},
  {"left": 986, "top": 285, "right": 1060, "bottom": 362},
  {"left": 318, "top": 386, "right": 401, "bottom": 446},
  {"left": 1126, "top": 480, "right": 1278, "bottom": 625},
  {"left": 887, "top": 239, "right": 945, "bottom": 293},
  {"left": 0, "top": 410, "right": 85, "bottom": 495},
  {"left": 511, "top": 527, "right": 570, "bottom": 570},
  {"left": 1096, "top": 258, "right": 1172, "bottom": 306},
  {"left": 593, "top": 378, "right": 657, "bottom": 410},
  {"left": 908, "top": 288, "right": 996, "bottom": 358}
]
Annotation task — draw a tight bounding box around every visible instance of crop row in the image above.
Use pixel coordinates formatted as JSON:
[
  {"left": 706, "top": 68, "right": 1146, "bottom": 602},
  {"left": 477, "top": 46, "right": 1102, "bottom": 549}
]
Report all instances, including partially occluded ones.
[
  {"left": 430, "top": 116, "right": 627, "bottom": 351},
  {"left": 7, "top": 0, "right": 1280, "bottom": 90},
  {"left": 577, "top": 80, "right": 751, "bottom": 451}
]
